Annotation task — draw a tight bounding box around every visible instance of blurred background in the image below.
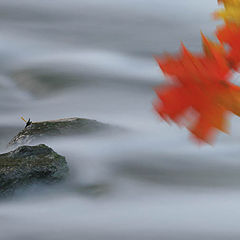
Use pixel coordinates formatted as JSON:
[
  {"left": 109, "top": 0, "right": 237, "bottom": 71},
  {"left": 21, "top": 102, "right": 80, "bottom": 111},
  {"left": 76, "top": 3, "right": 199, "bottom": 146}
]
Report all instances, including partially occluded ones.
[{"left": 1, "top": 0, "right": 240, "bottom": 239}]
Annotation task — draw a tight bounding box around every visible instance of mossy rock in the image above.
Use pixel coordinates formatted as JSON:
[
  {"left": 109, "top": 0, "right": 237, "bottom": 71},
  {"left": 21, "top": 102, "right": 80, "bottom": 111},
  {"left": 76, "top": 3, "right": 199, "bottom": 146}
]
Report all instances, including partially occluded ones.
[
  {"left": 0, "top": 144, "right": 68, "bottom": 196},
  {"left": 8, "top": 117, "right": 111, "bottom": 147}
]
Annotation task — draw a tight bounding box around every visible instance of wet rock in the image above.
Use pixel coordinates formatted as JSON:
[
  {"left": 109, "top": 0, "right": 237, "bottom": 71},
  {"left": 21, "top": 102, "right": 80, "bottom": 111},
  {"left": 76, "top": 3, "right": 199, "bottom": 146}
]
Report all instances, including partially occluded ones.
[
  {"left": 12, "top": 65, "right": 154, "bottom": 97},
  {"left": 8, "top": 117, "right": 112, "bottom": 147},
  {"left": 75, "top": 183, "right": 110, "bottom": 197},
  {"left": 12, "top": 68, "right": 83, "bottom": 97},
  {"left": 0, "top": 144, "right": 68, "bottom": 196}
]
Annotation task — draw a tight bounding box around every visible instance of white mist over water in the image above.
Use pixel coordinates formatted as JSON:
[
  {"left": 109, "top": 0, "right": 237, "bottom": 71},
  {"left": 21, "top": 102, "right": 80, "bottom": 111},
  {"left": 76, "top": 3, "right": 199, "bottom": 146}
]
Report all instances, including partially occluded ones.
[{"left": 0, "top": 0, "right": 240, "bottom": 239}]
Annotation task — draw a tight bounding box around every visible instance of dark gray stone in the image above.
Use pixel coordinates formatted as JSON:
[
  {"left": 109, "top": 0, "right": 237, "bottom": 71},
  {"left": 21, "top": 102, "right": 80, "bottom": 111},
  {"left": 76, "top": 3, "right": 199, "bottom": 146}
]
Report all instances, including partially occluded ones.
[
  {"left": 8, "top": 117, "right": 111, "bottom": 147},
  {"left": 0, "top": 144, "right": 68, "bottom": 196}
]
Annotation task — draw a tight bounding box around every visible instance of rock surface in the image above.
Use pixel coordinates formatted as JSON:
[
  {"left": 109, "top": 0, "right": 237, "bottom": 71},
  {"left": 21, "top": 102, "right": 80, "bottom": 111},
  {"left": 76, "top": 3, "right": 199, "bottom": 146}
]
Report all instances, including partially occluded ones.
[
  {"left": 0, "top": 144, "right": 68, "bottom": 196},
  {"left": 12, "top": 68, "right": 82, "bottom": 96},
  {"left": 8, "top": 117, "right": 111, "bottom": 147}
]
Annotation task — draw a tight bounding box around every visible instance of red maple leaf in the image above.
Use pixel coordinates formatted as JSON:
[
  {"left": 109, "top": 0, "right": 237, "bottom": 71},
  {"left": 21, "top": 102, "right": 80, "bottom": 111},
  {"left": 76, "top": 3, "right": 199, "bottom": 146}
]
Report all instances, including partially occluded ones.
[{"left": 154, "top": 35, "right": 240, "bottom": 143}]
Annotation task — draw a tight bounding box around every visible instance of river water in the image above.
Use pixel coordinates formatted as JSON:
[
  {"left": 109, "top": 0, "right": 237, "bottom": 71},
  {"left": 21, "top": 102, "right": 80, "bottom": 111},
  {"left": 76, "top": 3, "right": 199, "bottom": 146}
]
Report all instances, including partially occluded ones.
[{"left": 1, "top": 0, "right": 240, "bottom": 239}]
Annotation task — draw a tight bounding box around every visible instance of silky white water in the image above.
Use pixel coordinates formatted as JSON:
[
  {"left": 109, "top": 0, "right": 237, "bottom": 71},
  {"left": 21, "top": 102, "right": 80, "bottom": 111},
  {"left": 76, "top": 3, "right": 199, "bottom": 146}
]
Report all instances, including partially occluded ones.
[{"left": 0, "top": 1, "right": 240, "bottom": 239}]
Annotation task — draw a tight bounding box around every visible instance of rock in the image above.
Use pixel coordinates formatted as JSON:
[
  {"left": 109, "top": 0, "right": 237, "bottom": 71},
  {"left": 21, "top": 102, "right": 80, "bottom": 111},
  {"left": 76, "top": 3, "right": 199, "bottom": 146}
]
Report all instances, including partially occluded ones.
[
  {"left": 0, "top": 144, "right": 68, "bottom": 196},
  {"left": 8, "top": 117, "right": 112, "bottom": 147},
  {"left": 75, "top": 183, "right": 110, "bottom": 197},
  {"left": 12, "top": 68, "right": 83, "bottom": 97}
]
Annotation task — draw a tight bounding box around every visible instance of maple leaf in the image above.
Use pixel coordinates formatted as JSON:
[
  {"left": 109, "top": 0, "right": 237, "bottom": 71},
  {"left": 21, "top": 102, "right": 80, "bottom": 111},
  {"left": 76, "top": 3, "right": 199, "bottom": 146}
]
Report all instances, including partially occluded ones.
[
  {"left": 153, "top": 0, "right": 240, "bottom": 144},
  {"left": 216, "top": 23, "right": 240, "bottom": 70},
  {"left": 218, "top": 0, "right": 240, "bottom": 7},
  {"left": 156, "top": 34, "right": 230, "bottom": 86},
  {"left": 214, "top": 0, "right": 240, "bottom": 24},
  {"left": 154, "top": 36, "right": 237, "bottom": 143}
]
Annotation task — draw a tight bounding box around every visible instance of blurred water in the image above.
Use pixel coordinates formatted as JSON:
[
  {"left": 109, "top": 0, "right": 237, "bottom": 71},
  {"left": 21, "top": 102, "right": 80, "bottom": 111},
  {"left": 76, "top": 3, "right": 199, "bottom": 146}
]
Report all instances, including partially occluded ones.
[{"left": 1, "top": 0, "right": 240, "bottom": 239}]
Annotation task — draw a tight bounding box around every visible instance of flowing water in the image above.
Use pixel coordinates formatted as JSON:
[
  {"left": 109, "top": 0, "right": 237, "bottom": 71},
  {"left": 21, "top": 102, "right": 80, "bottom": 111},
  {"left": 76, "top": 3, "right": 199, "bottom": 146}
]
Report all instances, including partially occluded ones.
[{"left": 0, "top": 0, "right": 240, "bottom": 239}]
